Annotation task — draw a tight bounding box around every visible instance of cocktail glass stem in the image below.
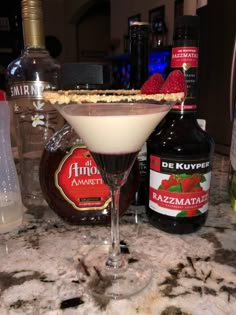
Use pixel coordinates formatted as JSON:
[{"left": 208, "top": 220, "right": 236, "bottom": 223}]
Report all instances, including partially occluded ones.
[{"left": 106, "top": 186, "right": 126, "bottom": 270}]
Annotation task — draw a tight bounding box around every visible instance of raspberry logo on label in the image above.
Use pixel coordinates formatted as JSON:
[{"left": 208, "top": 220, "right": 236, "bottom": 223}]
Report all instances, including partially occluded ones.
[
  {"left": 149, "top": 155, "right": 212, "bottom": 217},
  {"left": 171, "top": 46, "right": 199, "bottom": 69},
  {"left": 55, "top": 146, "right": 111, "bottom": 211}
]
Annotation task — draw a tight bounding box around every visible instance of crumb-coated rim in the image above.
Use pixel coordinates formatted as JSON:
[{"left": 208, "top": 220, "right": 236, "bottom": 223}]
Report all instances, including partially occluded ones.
[{"left": 43, "top": 89, "right": 184, "bottom": 104}]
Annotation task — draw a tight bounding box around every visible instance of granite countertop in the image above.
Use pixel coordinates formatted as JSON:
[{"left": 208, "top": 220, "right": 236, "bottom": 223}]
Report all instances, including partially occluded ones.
[{"left": 1, "top": 154, "right": 236, "bottom": 315}]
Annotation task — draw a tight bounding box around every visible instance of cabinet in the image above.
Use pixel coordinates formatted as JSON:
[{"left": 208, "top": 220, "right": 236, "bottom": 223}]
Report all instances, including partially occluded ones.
[{"left": 197, "top": 0, "right": 236, "bottom": 154}]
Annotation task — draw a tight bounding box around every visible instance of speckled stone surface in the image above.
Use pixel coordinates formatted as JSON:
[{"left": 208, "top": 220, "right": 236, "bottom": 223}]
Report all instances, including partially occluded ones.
[{"left": 0, "top": 154, "right": 236, "bottom": 315}]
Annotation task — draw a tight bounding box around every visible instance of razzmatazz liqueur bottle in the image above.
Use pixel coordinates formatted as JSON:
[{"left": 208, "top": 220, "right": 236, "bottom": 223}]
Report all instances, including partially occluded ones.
[
  {"left": 146, "top": 15, "right": 214, "bottom": 234},
  {"left": 6, "top": 0, "right": 64, "bottom": 212}
]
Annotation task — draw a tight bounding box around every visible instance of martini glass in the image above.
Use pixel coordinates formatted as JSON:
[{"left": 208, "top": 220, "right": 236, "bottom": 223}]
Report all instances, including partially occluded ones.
[{"left": 44, "top": 90, "right": 182, "bottom": 299}]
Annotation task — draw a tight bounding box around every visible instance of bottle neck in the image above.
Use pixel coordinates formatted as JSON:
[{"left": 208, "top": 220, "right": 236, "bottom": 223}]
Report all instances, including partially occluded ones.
[
  {"left": 129, "top": 23, "right": 150, "bottom": 89},
  {"left": 22, "top": 0, "right": 45, "bottom": 49},
  {"left": 171, "top": 40, "right": 199, "bottom": 109},
  {"left": 171, "top": 16, "right": 200, "bottom": 111},
  {"left": 129, "top": 38, "right": 149, "bottom": 89}
]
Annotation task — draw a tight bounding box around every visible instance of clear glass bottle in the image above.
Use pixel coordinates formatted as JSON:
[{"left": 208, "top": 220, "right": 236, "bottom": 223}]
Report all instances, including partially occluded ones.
[
  {"left": 146, "top": 15, "right": 215, "bottom": 234},
  {"left": 129, "top": 21, "right": 150, "bottom": 206},
  {"left": 6, "top": 0, "right": 64, "bottom": 213}
]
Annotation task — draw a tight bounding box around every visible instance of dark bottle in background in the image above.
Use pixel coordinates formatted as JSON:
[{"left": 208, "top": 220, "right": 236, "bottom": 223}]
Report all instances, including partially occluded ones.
[
  {"left": 146, "top": 15, "right": 214, "bottom": 234},
  {"left": 129, "top": 21, "right": 150, "bottom": 206}
]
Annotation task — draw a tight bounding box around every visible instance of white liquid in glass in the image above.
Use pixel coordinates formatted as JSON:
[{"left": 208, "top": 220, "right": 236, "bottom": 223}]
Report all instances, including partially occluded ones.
[{"left": 62, "top": 103, "right": 169, "bottom": 153}]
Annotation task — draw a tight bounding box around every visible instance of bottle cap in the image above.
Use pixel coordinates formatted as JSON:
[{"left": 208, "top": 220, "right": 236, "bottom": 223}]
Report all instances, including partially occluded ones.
[
  {"left": 0, "top": 90, "right": 6, "bottom": 101},
  {"left": 21, "top": 0, "right": 45, "bottom": 48},
  {"left": 129, "top": 21, "right": 150, "bottom": 40}
]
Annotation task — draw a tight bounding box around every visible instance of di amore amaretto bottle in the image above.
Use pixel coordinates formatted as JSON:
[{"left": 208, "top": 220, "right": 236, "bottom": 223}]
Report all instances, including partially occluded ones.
[
  {"left": 39, "top": 63, "right": 140, "bottom": 225},
  {"left": 146, "top": 15, "right": 215, "bottom": 234}
]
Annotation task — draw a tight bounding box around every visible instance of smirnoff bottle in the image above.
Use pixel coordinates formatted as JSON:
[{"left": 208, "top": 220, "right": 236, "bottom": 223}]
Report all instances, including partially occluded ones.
[
  {"left": 6, "top": 0, "right": 64, "bottom": 212},
  {"left": 146, "top": 15, "right": 214, "bottom": 234}
]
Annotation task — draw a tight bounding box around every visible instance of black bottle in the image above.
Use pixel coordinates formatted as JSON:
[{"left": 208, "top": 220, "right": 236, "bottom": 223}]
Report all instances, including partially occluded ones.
[
  {"left": 146, "top": 15, "right": 214, "bottom": 234},
  {"left": 129, "top": 21, "right": 150, "bottom": 205}
]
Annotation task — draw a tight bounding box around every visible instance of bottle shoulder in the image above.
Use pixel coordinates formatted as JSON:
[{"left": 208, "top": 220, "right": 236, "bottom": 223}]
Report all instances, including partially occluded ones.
[
  {"left": 6, "top": 48, "right": 60, "bottom": 78},
  {"left": 148, "top": 113, "right": 214, "bottom": 156}
]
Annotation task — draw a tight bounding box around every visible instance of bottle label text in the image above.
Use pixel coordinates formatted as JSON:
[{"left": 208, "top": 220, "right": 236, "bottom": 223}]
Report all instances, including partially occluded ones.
[
  {"left": 149, "top": 155, "right": 212, "bottom": 217},
  {"left": 55, "top": 146, "right": 111, "bottom": 211}
]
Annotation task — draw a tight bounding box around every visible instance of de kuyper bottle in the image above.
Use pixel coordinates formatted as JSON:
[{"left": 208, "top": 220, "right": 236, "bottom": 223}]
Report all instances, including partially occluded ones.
[
  {"left": 6, "top": 0, "right": 64, "bottom": 212},
  {"left": 146, "top": 15, "right": 214, "bottom": 234}
]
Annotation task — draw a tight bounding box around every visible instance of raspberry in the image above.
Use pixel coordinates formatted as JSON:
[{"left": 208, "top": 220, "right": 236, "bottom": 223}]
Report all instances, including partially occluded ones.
[
  {"left": 141, "top": 73, "right": 164, "bottom": 94},
  {"left": 160, "top": 70, "right": 187, "bottom": 96}
]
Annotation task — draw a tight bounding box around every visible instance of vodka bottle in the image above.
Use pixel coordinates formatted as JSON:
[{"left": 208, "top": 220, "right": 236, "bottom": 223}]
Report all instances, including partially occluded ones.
[{"left": 6, "top": 0, "right": 64, "bottom": 213}]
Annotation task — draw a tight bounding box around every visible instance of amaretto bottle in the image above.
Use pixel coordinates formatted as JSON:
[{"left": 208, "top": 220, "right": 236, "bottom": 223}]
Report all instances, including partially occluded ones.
[
  {"left": 6, "top": 0, "right": 64, "bottom": 213},
  {"left": 39, "top": 63, "right": 139, "bottom": 225}
]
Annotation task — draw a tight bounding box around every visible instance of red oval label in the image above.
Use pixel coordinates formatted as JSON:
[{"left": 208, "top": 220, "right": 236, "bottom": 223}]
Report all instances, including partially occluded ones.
[{"left": 55, "top": 146, "right": 111, "bottom": 211}]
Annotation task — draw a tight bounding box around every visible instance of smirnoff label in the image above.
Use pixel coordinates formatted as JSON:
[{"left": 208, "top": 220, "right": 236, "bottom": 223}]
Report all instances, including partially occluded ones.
[
  {"left": 9, "top": 81, "right": 51, "bottom": 99},
  {"left": 9, "top": 81, "right": 53, "bottom": 112},
  {"left": 148, "top": 155, "right": 212, "bottom": 217},
  {"left": 55, "top": 146, "right": 111, "bottom": 211}
]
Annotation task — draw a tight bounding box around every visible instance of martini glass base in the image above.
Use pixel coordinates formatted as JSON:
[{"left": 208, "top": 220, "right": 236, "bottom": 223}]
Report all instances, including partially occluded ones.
[{"left": 80, "top": 245, "right": 152, "bottom": 300}]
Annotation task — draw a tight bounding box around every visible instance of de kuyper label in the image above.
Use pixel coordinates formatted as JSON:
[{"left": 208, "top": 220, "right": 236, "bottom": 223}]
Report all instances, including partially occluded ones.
[{"left": 149, "top": 155, "right": 212, "bottom": 218}]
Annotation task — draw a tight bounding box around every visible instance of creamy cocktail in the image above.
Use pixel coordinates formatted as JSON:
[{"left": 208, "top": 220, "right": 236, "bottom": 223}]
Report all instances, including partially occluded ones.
[
  {"left": 43, "top": 88, "right": 184, "bottom": 299},
  {"left": 62, "top": 102, "right": 169, "bottom": 177}
]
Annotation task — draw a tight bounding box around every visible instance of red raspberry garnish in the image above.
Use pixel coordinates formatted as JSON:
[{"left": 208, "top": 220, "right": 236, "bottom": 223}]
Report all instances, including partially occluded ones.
[
  {"left": 141, "top": 73, "right": 164, "bottom": 94},
  {"left": 160, "top": 70, "right": 187, "bottom": 96}
]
